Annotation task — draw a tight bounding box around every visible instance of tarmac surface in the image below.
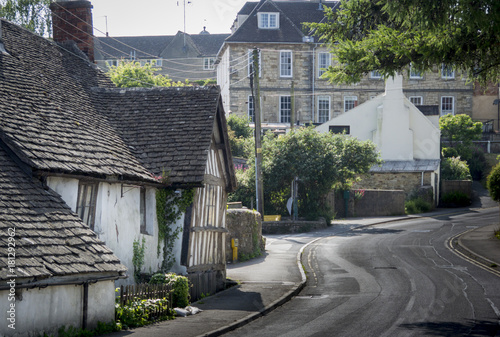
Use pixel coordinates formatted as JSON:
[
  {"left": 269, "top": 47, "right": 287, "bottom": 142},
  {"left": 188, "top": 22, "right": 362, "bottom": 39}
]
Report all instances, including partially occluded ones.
[{"left": 107, "top": 183, "right": 500, "bottom": 337}]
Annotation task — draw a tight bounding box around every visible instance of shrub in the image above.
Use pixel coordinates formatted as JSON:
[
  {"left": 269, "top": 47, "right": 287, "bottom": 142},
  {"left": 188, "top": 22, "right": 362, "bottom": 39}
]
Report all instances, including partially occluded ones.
[
  {"left": 115, "top": 297, "right": 172, "bottom": 329},
  {"left": 487, "top": 163, "right": 500, "bottom": 202},
  {"left": 441, "top": 157, "right": 471, "bottom": 180},
  {"left": 405, "top": 198, "right": 432, "bottom": 214},
  {"left": 440, "top": 191, "right": 471, "bottom": 207},
  {"left": 441, "top": 147, "right": 459, "bottom": 158},
  {"left": 150, "top": 273, "right": 190, "bottom": 308},
  {"left": 467, "top": 146, "right": 487, "bottom": 180}
]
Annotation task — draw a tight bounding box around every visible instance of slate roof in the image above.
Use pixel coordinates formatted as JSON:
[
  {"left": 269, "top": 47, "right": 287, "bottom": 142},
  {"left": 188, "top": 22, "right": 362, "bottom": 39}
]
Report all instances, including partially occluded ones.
[
  {"left": 94, "top": 86, "right": 229, "bottom": 187},
  {"left": 0, "top": 19, "right": 157, "bottom": 183},
  {"left": 227, "top": 0, "right": 339, "bottom": 43},
  {"left": 370, "top": 160, "right": 441, "bottom": 173},
  {"left": 95, "top": 33, "right": 230, "bottom": 60},
  {"left": 0, "top": 146, "right": 126, "bottom": 282}
]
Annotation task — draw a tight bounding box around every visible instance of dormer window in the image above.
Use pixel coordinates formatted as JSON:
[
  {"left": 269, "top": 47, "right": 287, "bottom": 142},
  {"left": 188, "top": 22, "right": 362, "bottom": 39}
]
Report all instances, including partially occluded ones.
[{"left": 258, "top": 12, "right": 279, "bottom": 29}]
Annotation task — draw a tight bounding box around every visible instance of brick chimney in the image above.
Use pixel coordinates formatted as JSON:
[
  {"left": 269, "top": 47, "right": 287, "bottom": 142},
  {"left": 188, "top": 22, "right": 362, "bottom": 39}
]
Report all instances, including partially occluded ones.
[{"left": 50, "top": 0, "right": 94, "bottom": 62}]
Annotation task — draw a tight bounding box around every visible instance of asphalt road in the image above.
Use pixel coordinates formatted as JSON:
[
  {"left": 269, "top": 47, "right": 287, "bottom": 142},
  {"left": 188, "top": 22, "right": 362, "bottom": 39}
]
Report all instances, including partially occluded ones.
[{"left": 227, "top": 208, "right": 500, "bottom": 336}]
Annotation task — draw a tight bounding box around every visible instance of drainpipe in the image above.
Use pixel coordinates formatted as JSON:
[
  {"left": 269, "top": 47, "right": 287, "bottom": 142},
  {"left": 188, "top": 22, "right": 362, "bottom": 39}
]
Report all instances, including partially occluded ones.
[
  {"left": 312, "top": 44, "right": 317, "bottom": 123},
  {"left": 82, "top": 283, "right": 89, "bottom": 330}
]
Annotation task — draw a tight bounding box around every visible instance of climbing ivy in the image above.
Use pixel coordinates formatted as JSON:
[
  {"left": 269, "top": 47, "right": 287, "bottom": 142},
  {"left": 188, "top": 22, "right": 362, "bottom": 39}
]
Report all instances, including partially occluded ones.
[
  {"left": 156, "top": 188, "right": 195, "bottom": 272},
  {"left": 132, "top": 237, "right": 146, "bottom": 283}
]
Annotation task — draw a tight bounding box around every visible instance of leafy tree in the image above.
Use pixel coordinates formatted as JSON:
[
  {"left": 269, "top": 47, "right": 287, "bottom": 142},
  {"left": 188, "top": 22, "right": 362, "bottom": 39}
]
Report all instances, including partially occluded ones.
[
  {"left": 0, "top": 0, "right": 51, "bottom": 36},
  {"left": 441, "top": 157, "right": 471, "bottom": 181},
  {"left": 108, "top": 61, "right": 188, "bottom": 88},
  {"left": 227, "top": 114, "right": 254, "bottom": 158},
  {"left": 230, "top": 127, "right": 380, "bottom": 220},
  {"left": 487, "top": 163, "right": 500, "bottom": 202},
  {"left": 308, "top": 0, "right": 500, "bottom": 86},
  {"left": 439, "top": 114, "right": 483, "bottom": 148}
]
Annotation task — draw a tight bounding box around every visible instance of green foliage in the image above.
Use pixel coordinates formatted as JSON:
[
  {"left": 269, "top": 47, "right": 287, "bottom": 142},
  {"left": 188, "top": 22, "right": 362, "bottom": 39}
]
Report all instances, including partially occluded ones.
[
  {"left": 441, "top": 157, "right": 471, "bottom": 181},
  {"left": 108, "top": 61, "right": 188, "bottom": 88},
  {"left": 132, "top": 237, "right": 146, "bottom": 283},
  {"left": 441, "top": 147, "right": 459, "bottom": 158},
  {"left": 487, "top": 163, "right": 500, "bottom": 202},
  {"left": 156, "top": 188, "right": 195, "bottom": 271},
  {"left": 307, "top": 0, "right": 500, "bottom": 86},
  {"left": 150, "top": 273, "right": 190, "bottom": 308},
  {"left": 55, "top": 321, "right": 119, "bottom": 337},
  {"left": 440, "top": 191, "right": 471, "bottom": 207},
  {"left": 405, "top": 198, "right": 432, "bottom": 214},
  {"left": 440, "top": 114, "right": 483, "bottom": 148},
  {"left": 230, "top": 127, "right": 380, "bottom": 219},
  {"left": 467, "top": 146, "right": 487, "bottom": 181},
  {"left": 115, "top": 297, "right": 172, "bottom": 329},
  {"left": 0, "top": 0, "right": 51, "bottom": 36},
  {"left": 227, "top": 114, "right": 254, "bottom": 158}
]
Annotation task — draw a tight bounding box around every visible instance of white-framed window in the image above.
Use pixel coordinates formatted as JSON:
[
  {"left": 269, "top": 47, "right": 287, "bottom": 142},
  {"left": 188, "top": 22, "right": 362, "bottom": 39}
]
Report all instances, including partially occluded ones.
[
  {"left": 258, "top": 12, "right": 279, "bottom": 29},
  {"left": 248, "top": 95, "right": 255, "bottom": 123},
  {"left": 318, "top": 52, "right": 331, "bottom": 77},
  {"left": 409, "top": 96, "right": 423, "bottom": 105},
  {"left": 344, "top": 96, "right": 358, "bottom": 112},
  {"left": 155, "top": 59, "right": 163, "bottom": 67},
  {"left": 280, "top": 96, "right": 291, "bottom": 123},
  {"left": 204, "top": 57, "right": 215, "bottom": 70},
  {"left": 248, "top": 49, "right": 261, "bottom": 77},
  {"left": 76, "top": 182, "right": 98, "bottom": 230},
  {"left": 370, "top": 70, "right": 382, "bottom": 79},
  {"left": 441, "top": 64, "right": 455, "bottom": 79},
  {"left": 318, "top": 96, "right": 331, "bottom": 123},
  {"left": 280, "top": 50, "right": 293, "bottom": 77},
  {"left": 441, "top": 96, "right": 454, "bottom": 115},
  {"left": 139, "top": 187, "right": 148, "bottom": 234},
  {"left": 410, "top": 64, "right": 423, "bottom": 79}
]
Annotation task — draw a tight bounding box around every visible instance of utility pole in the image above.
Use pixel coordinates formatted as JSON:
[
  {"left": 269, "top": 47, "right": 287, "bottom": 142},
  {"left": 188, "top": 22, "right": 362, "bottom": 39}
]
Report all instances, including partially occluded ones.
[{"left": 251, "top": 48, "right": 264, "bottom": 218}]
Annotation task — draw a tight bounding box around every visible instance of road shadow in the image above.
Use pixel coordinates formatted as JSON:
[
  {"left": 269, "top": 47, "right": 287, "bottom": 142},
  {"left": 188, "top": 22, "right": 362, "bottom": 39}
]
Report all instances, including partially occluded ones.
[
  {"left": 399, "top": 319, "right": 499, "bottom": 336},
  {"left": 336, "top": 227, "right": 404, "bottom": 237}
]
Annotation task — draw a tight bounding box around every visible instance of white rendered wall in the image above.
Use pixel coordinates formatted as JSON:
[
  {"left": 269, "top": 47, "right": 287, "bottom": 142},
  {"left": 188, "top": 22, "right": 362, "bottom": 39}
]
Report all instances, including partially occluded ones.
[
  {"left": 46, "top": 176, "right": 79, "bottom": 212},
  {"left": 0, "top": 281, "right": 115, "bottom": 337}
]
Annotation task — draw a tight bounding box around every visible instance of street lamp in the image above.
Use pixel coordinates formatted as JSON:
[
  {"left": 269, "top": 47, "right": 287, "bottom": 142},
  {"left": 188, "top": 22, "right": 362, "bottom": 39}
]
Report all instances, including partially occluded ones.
[{"left": 494, "top": 99, "right": 500, "bottom": 132}]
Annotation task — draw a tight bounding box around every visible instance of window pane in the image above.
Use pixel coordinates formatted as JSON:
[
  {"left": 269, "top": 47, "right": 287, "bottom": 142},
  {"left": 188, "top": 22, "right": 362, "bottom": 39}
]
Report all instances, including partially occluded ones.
[
  {"left": 318, "top": 53, "right": 330, "bottom": 77},
  {"left": 76, "top": 183, "right": 98, "bottom": 230},
  {"left": 441, "top": 96, "right": 454, "bottom": 115},
  {"left": 280, "top": 51, "right": 292, "bottom": 77},
  {"left": 344, "top": 96, "right": 357, "bottom": 112},
  {"left": 409, "top": 96, "right": 423, "bottom": 105},
  {"left": 248, "top": 96, "right": 255, "bottom": 123},
  {"left": 280, "top": 96, "right": 291, "bottom": 123},
  {"left": 318, "top": 96, "right": 330, "bottom": 123}
]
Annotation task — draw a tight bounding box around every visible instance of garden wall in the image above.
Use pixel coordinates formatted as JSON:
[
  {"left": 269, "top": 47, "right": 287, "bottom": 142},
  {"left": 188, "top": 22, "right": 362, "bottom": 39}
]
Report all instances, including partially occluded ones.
[
  {"left": 441, "top": 180, "right": 472, "bottom": 197},
  {"left": 262, "top": 218, "right": 328, "bottom": 234},
  {"left": 332, "top": 189, "right": 406, "bottom": 218},
  {"left": 225, "top": 209, "right": 265, "bottom": 262}
]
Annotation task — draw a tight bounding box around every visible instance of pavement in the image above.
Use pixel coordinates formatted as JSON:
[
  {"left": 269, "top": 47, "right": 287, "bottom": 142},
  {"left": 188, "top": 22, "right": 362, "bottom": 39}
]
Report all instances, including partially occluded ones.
[{"left": 107, "top": 183, "right": 500, "bottom": 337}]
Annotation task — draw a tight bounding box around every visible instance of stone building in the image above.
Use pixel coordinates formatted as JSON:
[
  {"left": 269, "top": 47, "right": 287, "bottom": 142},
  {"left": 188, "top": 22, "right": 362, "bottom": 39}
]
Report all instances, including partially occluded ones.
[
  {"left": 216, "top": 0, "right": 474, "bottom": 127},
  {"left": 94, "top": 29, "right": 229, "bottom": 82}
]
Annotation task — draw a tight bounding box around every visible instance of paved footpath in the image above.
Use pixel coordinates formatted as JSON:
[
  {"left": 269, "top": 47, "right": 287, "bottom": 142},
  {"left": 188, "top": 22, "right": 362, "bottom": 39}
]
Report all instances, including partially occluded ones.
[{"left": 105, "top": 207, "right": 500, "bottom": 337}]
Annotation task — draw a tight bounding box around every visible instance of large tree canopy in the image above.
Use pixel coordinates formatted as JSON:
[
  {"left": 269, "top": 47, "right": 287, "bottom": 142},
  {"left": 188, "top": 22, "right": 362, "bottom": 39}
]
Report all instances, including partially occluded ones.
[
  {"left": 0, "top": 0, "right": 51, "bottom": 36},
  {"left": 308, "top": 0, "right": 500, "bottom": 86},
  {"left": 107, "top": 61, "right": 188, "bottom": 88}
]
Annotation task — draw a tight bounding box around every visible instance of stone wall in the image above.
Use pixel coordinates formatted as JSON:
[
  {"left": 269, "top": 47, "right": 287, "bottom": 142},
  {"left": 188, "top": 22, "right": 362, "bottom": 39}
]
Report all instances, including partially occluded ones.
[
  {"left": 332, "top": 189, "right": 406, "bottom": 218},
  {"left": 222, "top": 43, "right": 473, "bottom": 124},
  {"left": 353, "top": 172, "right": 434, "bottom": 194},
  {"left": 225, "top": 209, "right": 265, "bottom": 262},
  {"left": 262, "top": 218, "right": 328, "bottom": 234},
  {"left": 441, "top": 180, "right": 473, "bottom": 198}
]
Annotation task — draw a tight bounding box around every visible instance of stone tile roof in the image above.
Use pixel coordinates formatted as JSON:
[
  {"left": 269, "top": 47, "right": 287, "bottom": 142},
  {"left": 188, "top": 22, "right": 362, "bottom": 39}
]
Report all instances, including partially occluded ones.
[
  {"left": 370, "top": 160, "right": 441, "bottom": 173},
  {"left": 0, "top": 19, "right": 156, "bottom": 183},
  {"left": 0, "top": 146, "right": 127, "bottom": 282},
  {"left": 227, "top": 0, "right": 339, "bottom": 43},
  {"left": 93, "top": 86, "right": 226, "bottom": 187},
  {"left": 95, "top": 33, "right": 230, "bottom": 60}
]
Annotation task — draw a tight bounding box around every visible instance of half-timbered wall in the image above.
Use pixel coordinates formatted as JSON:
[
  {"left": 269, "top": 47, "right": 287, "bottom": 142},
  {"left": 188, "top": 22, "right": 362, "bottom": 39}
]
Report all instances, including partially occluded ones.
[{"left": 186, "top": 139, "right": 228, "bottom": 293}]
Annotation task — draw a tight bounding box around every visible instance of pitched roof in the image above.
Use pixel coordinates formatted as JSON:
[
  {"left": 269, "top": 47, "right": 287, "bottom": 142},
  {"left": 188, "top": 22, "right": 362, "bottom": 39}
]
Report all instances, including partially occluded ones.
[
  {"left": 94, "top": 86, "right": 235, "bottom": 188},
  {"left": 95, "top": 32, "right": 230, "bottom": 60},
  {"left": 0, "top": 19, "right": 157, "bottom": 183},
  {"left": 0, "top": 145, "right": 126, "bottom": 282},
  {"left": 227, "top": 0, "right": 339, "bottom": 43}
]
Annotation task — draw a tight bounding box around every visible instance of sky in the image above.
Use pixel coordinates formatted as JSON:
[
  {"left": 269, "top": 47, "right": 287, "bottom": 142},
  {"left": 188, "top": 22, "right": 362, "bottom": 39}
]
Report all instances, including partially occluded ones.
[{"left": 91, "top": 0, "right": 250, "bottom": 37}]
